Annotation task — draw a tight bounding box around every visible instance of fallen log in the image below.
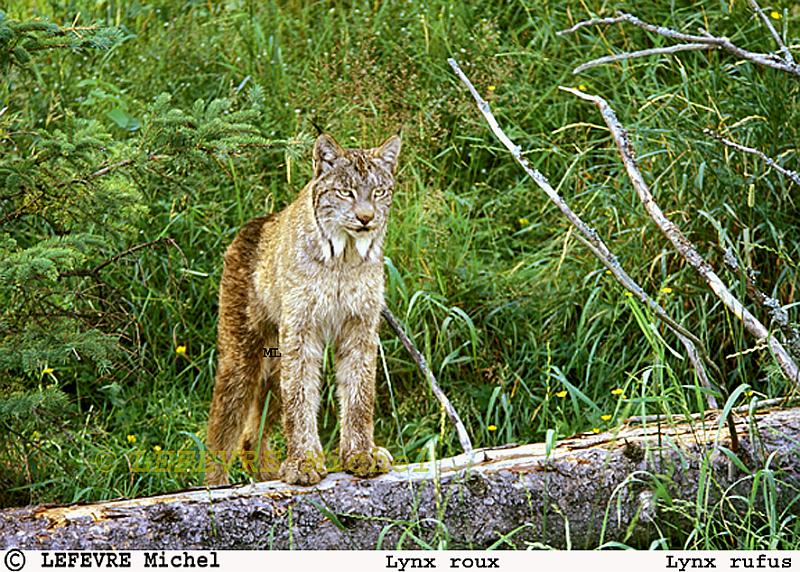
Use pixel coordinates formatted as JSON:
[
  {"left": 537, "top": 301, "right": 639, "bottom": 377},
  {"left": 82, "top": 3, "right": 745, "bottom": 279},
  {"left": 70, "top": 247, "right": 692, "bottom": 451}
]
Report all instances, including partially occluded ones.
[{"left": 3, "top": 406, "right": 800, "bottom": 550}]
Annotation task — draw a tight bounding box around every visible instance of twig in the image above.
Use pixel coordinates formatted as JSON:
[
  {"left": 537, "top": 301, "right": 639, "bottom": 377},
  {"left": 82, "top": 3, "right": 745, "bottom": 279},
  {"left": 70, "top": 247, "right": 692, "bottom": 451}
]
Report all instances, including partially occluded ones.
[
  {"left": 447, "top": 57, "right": 720, "bottom": 409},
  {"left": 723, "top": 248, "right": 800, "bottom": 359},
  {"left": 703, "top": 129, "right": 800, "bottom": 187},
  {"left": 747, "top": 0, "right": 794, "bottom": 65},
  {"left": 58, "top": 154, "right": 166, "bottom": 188},
  {"left": 59, "top": 25, "right": 101, "bottom": 34},
  {"left": 558, "top": 15, "right": 629, "bottom": 35},
  {"left": 563, "top": 86, "right": 800, "bottom": 386},
  {"left": 575, "top": 233, "right": 719, "bottom": 407},
  {"left": 60, "top": 237, "right": 184, "bottom": 278},
  {"left": 558, "top": 11, "right": 800, "bottom": 77},
  {"left": 381, "top": 305, "right": 473, "bottom": 454},
  {"left": 84, "top": 158, "right": 134, "bottom": 180},
  {"left": 573, "top": 44, "right": 709, "bottom": 74}
]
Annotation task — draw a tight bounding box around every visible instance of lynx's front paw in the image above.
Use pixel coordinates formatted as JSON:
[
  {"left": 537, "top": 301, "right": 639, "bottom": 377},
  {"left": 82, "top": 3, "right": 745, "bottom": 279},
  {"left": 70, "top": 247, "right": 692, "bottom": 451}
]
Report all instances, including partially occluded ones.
[
  {"left": 343, "top": 446, "right": 393, "bottom": 478},
  {"left": 279, "top": 451, "right": 327, "bottom": 486}
]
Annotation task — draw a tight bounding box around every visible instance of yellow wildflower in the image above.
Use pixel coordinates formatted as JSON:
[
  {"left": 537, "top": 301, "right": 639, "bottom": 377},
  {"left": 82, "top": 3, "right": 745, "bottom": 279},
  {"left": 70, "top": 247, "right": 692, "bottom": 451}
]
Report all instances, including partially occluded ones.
[
  {"left": 518, "top": 217, "right": 530, "bottom": 226},
  {"left": 660, "top": 286, "right": 673, "bottom": 294},
  {"left": 487, "top": 85, "right": 496, "bottom": 92},
  {"left": 770, "top": 10, "right": 781, "bottom": 20},
  {"left": 555, "top": 390, "right": 568, "bottom": 398},
  {"left": 605, "top": 270, "right": 612, "bottom": 275},
  {"left": 42, "top": 367, "right": 54, "bottom": 375},
  {"left": 624, "top": 291, "right": 634, "bottom": 298},
  {"left": 127, "top": 434, "right": 137, "bottom": 444},
  {"left": 601, "top": 414, "right": 612, "bottom": 421},
  {"left": 611, "top": 388, "right": 623, "bottom": 395},
  {"left": 153, "top": 445, "right": 162, "bottom": 452},
  {"left": 591, "top": 427, "right": 600, "bottom": 434},
  {"left": 175, "top": 345, "right": 187, "bottom": 356},
  {"left": 578, "top": 84, "right": 587, "bottom": 91}
]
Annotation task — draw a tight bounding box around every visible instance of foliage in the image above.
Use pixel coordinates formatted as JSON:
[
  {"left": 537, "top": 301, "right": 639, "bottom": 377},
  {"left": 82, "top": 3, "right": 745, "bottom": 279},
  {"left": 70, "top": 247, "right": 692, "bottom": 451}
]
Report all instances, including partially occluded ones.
[{"left": 0, "top": 0, "right": 798, "bottom": 548}]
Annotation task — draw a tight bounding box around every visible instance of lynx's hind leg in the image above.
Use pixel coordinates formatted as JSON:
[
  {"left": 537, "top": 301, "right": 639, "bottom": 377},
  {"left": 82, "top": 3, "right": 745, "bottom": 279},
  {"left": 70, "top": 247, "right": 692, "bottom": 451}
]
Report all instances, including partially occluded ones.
[
  {"left": 205, "top": 346, "right": 264, "bottom": 485},
  {"left": 205, "top": 217, "right": 272, "bottom": 486},
  {"left": 241, "top": 341, "right": 282, "bottom": 482}
]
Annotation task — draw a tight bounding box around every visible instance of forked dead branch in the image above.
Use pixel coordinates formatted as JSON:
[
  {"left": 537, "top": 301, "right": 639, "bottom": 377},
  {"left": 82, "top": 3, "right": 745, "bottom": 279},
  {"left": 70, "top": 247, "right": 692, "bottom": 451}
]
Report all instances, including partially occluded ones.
[
  {"left": 447, "top": 58, "right": 720, "bottom": 409},
  {"left": 561, "top": 87, "right": 799, "bottom": 386},
  {"left": 558, "top": 10, "right": 800, "bottom": 77},
  {"left": 747, "top": 0, "right": 795, "bottom": 65},
  {"left": 557, "top": 5, "right": 799, "bottom": 384},
  {"left": 722, "top": 250, "right": 800, "bottom": 360},
  {"left": 561, "top": 6, "right": 799, "bottom": 192}
]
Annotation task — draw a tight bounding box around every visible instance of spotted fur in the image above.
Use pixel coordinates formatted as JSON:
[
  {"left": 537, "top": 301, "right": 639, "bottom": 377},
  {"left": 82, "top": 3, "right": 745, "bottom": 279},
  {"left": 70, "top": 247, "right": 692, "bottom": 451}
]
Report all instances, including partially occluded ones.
[{"left": 205, "top": 133, "right": 401, "bottom": 486}]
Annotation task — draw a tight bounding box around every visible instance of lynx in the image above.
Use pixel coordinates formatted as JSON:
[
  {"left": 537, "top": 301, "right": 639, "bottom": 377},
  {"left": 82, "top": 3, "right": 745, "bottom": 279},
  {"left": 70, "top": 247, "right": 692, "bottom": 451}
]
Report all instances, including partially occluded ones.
[{"left": 205, "top": 132, "right": 401, "bottom": 486}]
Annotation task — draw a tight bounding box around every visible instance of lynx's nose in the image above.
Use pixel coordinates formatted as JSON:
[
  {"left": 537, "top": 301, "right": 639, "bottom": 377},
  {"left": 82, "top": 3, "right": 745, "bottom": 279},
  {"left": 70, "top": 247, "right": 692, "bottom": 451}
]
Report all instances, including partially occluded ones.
[{"left": 354, "top": 204, "right": 375, "bottom": 225}]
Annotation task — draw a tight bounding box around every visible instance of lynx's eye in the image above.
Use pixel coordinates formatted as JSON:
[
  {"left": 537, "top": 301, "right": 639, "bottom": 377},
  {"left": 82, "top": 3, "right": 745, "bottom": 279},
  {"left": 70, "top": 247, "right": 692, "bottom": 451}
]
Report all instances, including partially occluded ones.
[
  {"left": 335, "top": 188, "right": 355, "bottom": 200},
  {"left": 372, "top": 187, "right": 389, "bottom": 199}
]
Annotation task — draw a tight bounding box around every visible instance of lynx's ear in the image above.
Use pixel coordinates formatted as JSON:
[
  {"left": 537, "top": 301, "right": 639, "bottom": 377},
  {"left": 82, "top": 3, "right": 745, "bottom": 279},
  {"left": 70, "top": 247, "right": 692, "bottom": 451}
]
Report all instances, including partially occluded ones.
[
  {"left": 372, "top": 134, "right": 401, "bottom": 174},
  {"left": 313, "top": 133, "right": 345, "bottom": 178}
]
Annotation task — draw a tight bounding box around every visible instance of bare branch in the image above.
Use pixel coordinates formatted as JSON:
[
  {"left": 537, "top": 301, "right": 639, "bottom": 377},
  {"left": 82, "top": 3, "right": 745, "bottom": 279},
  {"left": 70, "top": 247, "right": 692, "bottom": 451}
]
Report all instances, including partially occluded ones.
[
  {"left": 704, "top": 128, "right": 800, "bottom": 187},
  {"left": 557, "top": 15, "right": 629, "bottom": 35},
  {"left": 563, "top": 86, "right": 800, "bottom": 386},
  {"left": 560, "top": 12, "right": 714, "bottom": 43},
  {"left": 381, "top": 305, "right": 473, "bottom": 454},
  {"left": 447, "top": 57, "right": 720, "bottom": 409},
  {"left": 559, "top": 11, "right": 800, "bottom": 77},
  {"left": 748, "top": 0, "right": 794, "bottom": 65},
  {"left": 574, "top": 44, "right": 710, "bottom": 74}
]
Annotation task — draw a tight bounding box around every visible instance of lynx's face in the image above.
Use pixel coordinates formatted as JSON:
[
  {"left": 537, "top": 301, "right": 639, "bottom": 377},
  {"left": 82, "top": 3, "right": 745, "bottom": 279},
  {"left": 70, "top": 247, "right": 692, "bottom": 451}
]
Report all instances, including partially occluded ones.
[{"left": 311, "top": 134, "right": 401, "bottom": 253}]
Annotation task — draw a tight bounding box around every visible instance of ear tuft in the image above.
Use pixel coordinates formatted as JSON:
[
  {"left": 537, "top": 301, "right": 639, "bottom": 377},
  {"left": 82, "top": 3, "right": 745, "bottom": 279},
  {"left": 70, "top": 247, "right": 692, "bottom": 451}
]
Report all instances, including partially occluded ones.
[
  {"left": 372, "top": 134, "right": 402, "bottom": 174},
  {"left": 313, "top": 134, "right": 344, "bottom": 177}
]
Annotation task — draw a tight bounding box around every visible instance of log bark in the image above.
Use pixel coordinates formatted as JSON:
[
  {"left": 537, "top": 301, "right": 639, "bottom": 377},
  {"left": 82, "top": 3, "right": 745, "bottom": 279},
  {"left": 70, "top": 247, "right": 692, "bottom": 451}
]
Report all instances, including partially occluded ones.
[{"left": 3, "top": 407, "right": 800, "bottom": 550}]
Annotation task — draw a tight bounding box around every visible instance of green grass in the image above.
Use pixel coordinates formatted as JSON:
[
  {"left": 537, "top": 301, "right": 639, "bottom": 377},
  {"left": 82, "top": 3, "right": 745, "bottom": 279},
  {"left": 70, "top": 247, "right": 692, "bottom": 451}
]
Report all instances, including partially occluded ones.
[{"left": 1, "top": 0, "right": 799, "bottom": 549}]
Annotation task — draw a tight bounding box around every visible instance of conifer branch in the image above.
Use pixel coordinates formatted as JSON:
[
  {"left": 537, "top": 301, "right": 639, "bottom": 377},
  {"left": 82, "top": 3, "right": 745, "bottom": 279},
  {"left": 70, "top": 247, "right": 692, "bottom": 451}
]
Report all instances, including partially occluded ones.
[
  {"left": 60, "top": 237, "right": 184, "bottom": 278},
  {"left": 58, "top": 154, "right": 166, "bottom": 188}
]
